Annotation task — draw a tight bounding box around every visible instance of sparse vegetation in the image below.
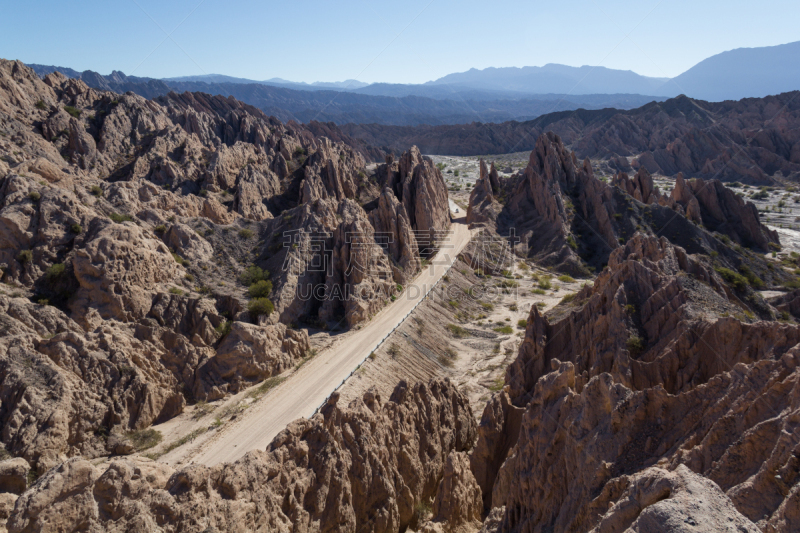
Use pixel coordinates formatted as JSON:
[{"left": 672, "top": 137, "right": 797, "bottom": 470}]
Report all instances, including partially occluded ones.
[
  {"left": 17, "top": 250, "right": 32, "bottom": 263},
  {"left": 626, "top": 335, "right": 645, "bottom": 356},
  {"left": 715, "top": 267, "right": 749, "bottom": 291},
  {"left": 517, "top": 319, "right": 527, "bottom": 329},
  {"left": 247, "top": 376, "right": 286, "bottom": 400},
  {"left": 447, "top": 324, "right": 469, "bottom": 338},
  {"left": 28, "top": 191, "right": 41, "bottom": 202},
  {"left": 557, "top": 274, "right": 575, "bottom": 283},
  {"left": 90, "top": 185, "right": 103, "bottom": 197},
  {"left": 247, "top": 297, "right": 274, "bottom": 319},
  {"left": 45, "top": 263, "right": 65, "bottom": 281},
  {"left": 248, "top": 279, "right": 273, "bottom": 298},
  {"left": 127, "top": 428, "right": 162, "bottom": 451},
  {"left": 238, "top": 228, "right": 255, "bottom": 239},
  {"left": 64, "top": 105, "right": 81, "bottom": 118},
  {"left": 240, "top": 265, "right": 269, "bottom": 286},
  {"left": 110, "top": 212, "right": 133, "bottom": 223},
  {"left": 70, "top": 224, "right": 82, "bottom": 234},
  {"left": 493, "top": 325, "right": 513, "bottom": 334}
]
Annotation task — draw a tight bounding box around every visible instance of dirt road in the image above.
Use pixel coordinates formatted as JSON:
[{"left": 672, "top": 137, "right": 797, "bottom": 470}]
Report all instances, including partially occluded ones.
[{"left": 186, "top": 214, "right": 472, "bottom": 466}]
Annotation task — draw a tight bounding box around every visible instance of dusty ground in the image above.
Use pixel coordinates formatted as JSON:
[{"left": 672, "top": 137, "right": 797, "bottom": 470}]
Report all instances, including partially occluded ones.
[{"left": 338, "top": 250, "right": 587, "bottom": 417}]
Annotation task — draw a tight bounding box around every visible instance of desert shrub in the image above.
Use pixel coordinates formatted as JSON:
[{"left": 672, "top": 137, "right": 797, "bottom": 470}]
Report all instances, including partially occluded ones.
[
  {"left": 559, "top": 293, "right": 577, "bottom": 304},
  {"left": 557, "top": 274, "right": 575, "bottom": 283},
  {"left": 627, "top": 335, "right": 645, "bottom": 355},
  {"left": 170, "top": 253, "right": 185, "bottom": 265},
  {"left": 248, "top": 297, "right": 274, "bottom": 318},
  {"left": 517, "top": 319, "right": 527, "bottom": 329},
  {"left": 715, "top": 267, "right": 749, "bottom": 291},
  {"left": 17, "top": 250, "right": 32, "bottom": 263},
  {"left": 45, "top": 263, "right": 65, "bottom": 281},
  {"left": 493, "top": 325, "right": 513, "bottom": 334},
  {"left": 127, "top": 428, "right": 162, "bottom": 451},
  {"left": 154, "top": 225, "right": 167, "bottom": 234},
  {"left": 90, "top": 185, "right": 103, "bottom": 197},
  {"left": 110, "top": 212, "right": 133, "bottom": 223},
  {"left": 240, "top": 265, "right": 269, "bottom": 286},
  {"left": 215, "top": 320, "right": 232, "bottom": 338},
  {"left": 28, "top": 191, "right": 41, "bottom": 201},
  {"left": 238, "top": 228, "right": 254, "bottom": 239},
  {"left": 446, "top": 324, "right": 469, "bottom": 338},
  {"left": 168, "top": 287, "right": 183, "bottom": 296},
  {"left": 737, "top": 265, "right": 764, "bottom": 289},
  {"left": 248, "top": 279, "right": 273, "bottom": 299},
  {"left": 35, "top": 100, "right": 46, "bottom": 110},
  {"left": 70, "top": 224, "right": 82, "bottom": 234},
  {"left": 64, "top": 105, "right": 81, "bottom": 118}
]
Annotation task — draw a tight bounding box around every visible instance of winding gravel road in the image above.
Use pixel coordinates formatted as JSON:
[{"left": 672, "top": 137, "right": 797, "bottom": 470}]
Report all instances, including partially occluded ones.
[{"left": 188, "top": 210, "right": 472, "bottom": 466}]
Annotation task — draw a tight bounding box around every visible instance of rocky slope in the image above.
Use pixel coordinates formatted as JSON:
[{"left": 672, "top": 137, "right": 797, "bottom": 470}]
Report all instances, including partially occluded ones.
[
  {"left": 471, "top": 234, "right": 800, "bottom": 532},
  {"left": 343, "top": 92, "right": 800, "bottom": 184},
  {"left": 0, "top": 59, "right": 448, "bottom": 470},
  {"left": 4, "top": 379, "right": 477, "bottom": 533}
]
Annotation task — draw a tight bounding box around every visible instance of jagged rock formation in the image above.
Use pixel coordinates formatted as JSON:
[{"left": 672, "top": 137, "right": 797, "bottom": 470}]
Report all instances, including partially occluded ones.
[
  {"left": 612, "top": 168, "right": 779, "bottom": 251},
  {"left": 377, "top": 149, "right": 451, "bottom": 254},
  {"left": 611, "top": 166, "right": 660, "bottom": 204},
  {"left": 7, "top": 379, "right": 477, "bottom": 533},
  {"left": 421, "top": 452, "right": 484, "bottom": 533},
  {"left": 472, "top": 132, "right": 782, "bottom": 275},
  {"left": 472, "top": 234, "right": 800, "bottom": 532},
  {"left": 669, "top": 173, "right": 779, "bottom": 250},
  {"left": 466, "top": 160, "right": 499, "bottom": 226},
  {"left": 0, "top": 59, "right": 452, "bottom": 470},
  {"left": 497, "top": 132, "right": 619, "bottom": 273}
]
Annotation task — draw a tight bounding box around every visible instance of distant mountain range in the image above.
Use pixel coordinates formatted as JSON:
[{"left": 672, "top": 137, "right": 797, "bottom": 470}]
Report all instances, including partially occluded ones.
[
  {"left": 26, "top": 64, "right": 666, "bottom": 126},
  {"left": 25, "top": 40, "right": 800, "bottom": 126}
]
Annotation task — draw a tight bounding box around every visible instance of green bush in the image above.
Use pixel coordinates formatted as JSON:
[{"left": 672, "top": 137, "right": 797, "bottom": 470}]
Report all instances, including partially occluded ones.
[
  {"left": 70, "top": 224, "right": 82, "bottom": 234},
  {"left": 64, "top": 105, "right": 81, "bottom": 118},
  {"left": 248, "top": 279, "right": 273, "bottom": 299},
  {"left": 90, "top": 185, "right": 103, "bottom": 197},
  {"left": 127, "top": 428, "right": 162, "bottom": 451},
  {"left": 248, "top": 297, "right": 274, "bottom": 319},
  {"left": 215, "top": 320, "right": 232, "bottom": 338},
  {"left": 627, "top": 335, "right": 645, "bottom": 355},
  {"left": 28, "top": 191, "right": 41, "bottom": 202},
  {"left": 45, "top": 263, "right": 65, "bottom": 281},
  {"left": 493, "top": 325, "right": 513, "bottom": 334},
  {"left": 517, "top": 319, "right": 528, "bottom": 329},
  {"left": 168, "top": 287, "right": 183, "bottom": 296},
  {"left": 35, "top": 100, "right": 46, "bottom": 110},
  {"left": 446, "top": 324, "right": 469, "bottom": 338},
  {"left": 238, "top": 228, "right": 254, "bottom": 239},
  {"left": 240, "top": 265, "right": 269, "bottom": 286},
  {"left": 154, "top": 225, "right": 167, "bottom": 234},
  {"left": 737, "top": 265, "right": 764, "bottom": 289},
  {"left": 715, "top": 267, "right": 749, "bottom": 291},
  {"left": 557, "top": 274, "right": 575, "bottom": 283},
  {"left": 17, "top": 250, "right": 32, "bottom": 263},
  {"left": 171, "top": 253, "right": 185, "bottom": 265},
  {"left": 110, "top": 212, "right": 133, "bottom": 223}
]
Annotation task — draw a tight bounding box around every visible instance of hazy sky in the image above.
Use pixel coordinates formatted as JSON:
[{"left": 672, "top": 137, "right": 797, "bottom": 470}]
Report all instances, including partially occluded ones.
[{"left": 2, "top": 0, "right": 798, "bottom": 83}]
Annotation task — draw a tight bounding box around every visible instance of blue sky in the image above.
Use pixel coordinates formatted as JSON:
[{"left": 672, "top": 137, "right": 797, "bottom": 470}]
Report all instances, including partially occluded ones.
[{"left": 2, "top": 0, "right": 798, "bottom": 84}]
